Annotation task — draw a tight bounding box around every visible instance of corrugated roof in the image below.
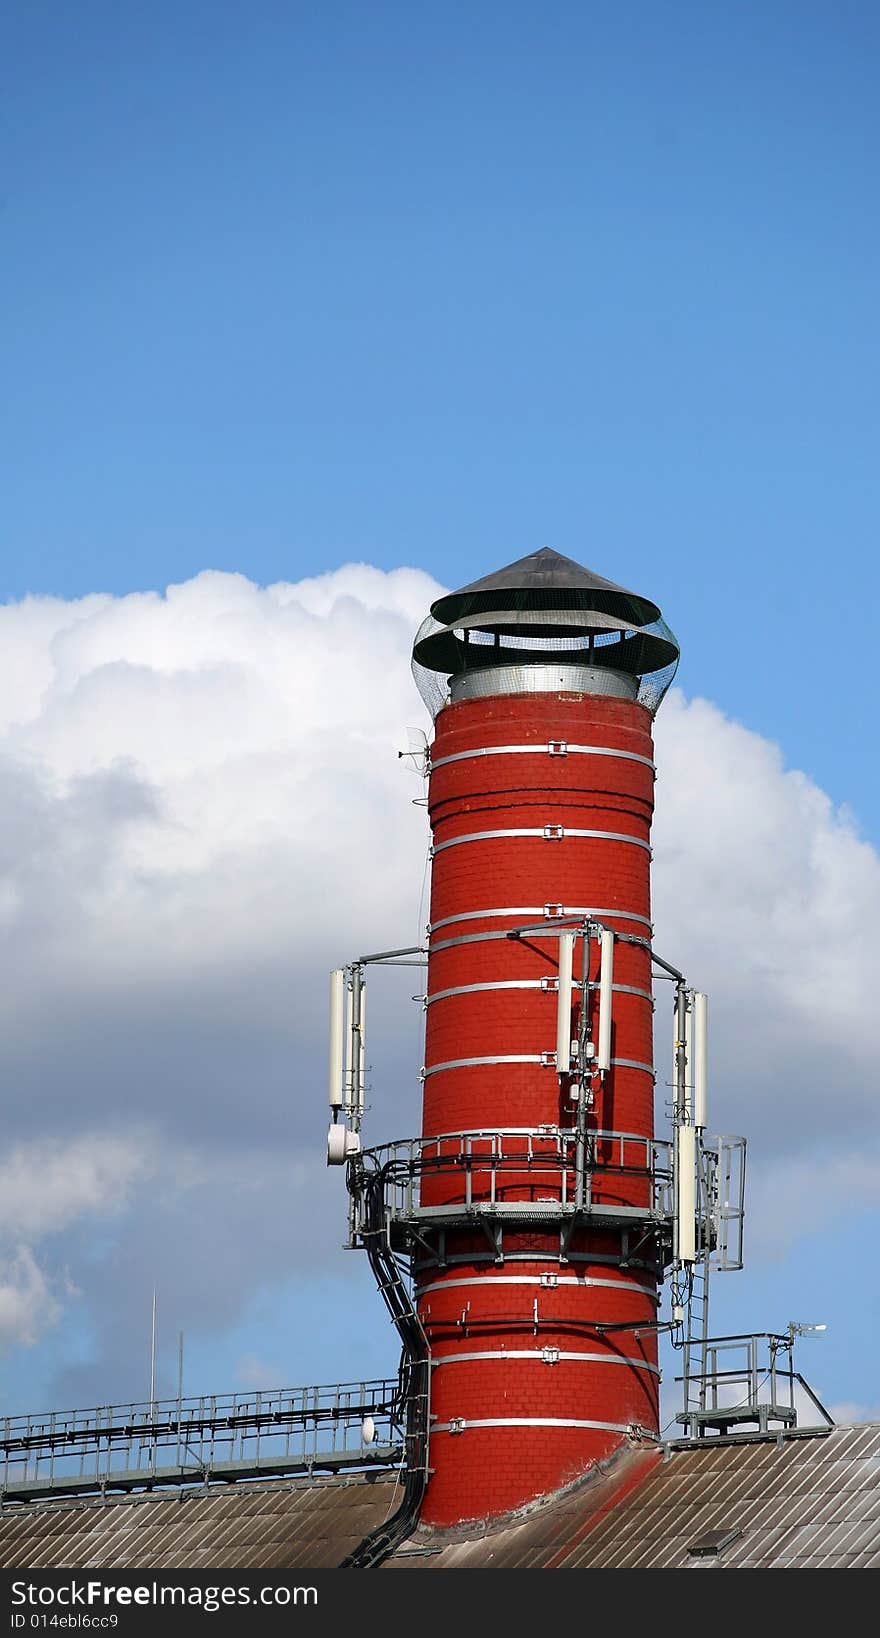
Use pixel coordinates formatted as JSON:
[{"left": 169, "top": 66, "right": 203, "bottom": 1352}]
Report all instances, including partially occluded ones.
[
  {"left": 0, "top": 1473, "right": 399, "bottom": 1571},
  {"left": 3, "top": 1425, "right": 880, "bottom": 1569},
  {"left": 384, "top": 1424, "right": 880, "bottom": 1569},
  {"left": 385, "top": 1443, "right": 661, "bottom": 1569}
]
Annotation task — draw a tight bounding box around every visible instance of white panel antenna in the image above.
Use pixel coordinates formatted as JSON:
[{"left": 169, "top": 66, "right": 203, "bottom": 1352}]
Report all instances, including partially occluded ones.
[
  {"left": 344, "top": 974, "right": 354, "bottom": 1110},
  {"left": 693, "top": 991, "right": 708, "bottom": 1130},
  {"left": 556, "top": 932, "right": 575, "bottom": 1073},
  {"left": 357, "top": 981, "right": 367, "bottom": 1115},
  {"left": 596, "top": 929, "right": 614, "bottom": 1072},
  {"left": 329, "top": 969, "right": 345, "bottom": 1110},
  {"left": 684, "top": 996, "right": 694, "bottom": 1116},
  {"left": 676, "top": 1123, "right": 696, "bottom": 1263}
]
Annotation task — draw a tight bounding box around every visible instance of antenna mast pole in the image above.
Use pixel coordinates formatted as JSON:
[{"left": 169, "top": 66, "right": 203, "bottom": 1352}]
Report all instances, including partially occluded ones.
[{"left": 149, "top": 1288, "right": 157, "bottom": 1412}]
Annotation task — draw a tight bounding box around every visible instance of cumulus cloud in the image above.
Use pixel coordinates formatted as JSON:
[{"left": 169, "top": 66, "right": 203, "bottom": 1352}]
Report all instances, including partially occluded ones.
[
  {"left": 652, "top": 692, "right": 880, "bottom": 1256},
  {"left": 0, "top": 564, "right": 875, "bottom": 1406},
  {"left": 0, "top": 1248, "right": 62, "bottom": 1350},
  {"left": 654, "top": 693, "right": 880, "bottom": 1104},
  {"left": 0, "top": 566, "right": 437, "bottom": 1400},
  {"left": 0, "top": 1133, "right": 151, "bottom": 1350},
  {"left": 828, "top": 1401, "right": 880, "bottom": 1426},
  {"left": 0, "top": 1134, "right": 152, "bottom": 1240}
]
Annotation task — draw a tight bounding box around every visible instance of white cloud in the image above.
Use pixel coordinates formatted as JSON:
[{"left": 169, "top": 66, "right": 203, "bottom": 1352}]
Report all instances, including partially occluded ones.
[
  {"left": 0, "top": 1133, "right": 152, "bottom": 1351},
  {"left": 746, "top": 1151, "right": 880, "bottom": 1259},
  {"left": 0, "top": 1134, "right": 152, "bottom": 1240},
  {"left": 0, "top": 570, "right": 436, "bottom": 1012},
  {"left": 0, "top": 1247, "right": 61, "bottom": 1349},
  {"left": 0, "top": 564, "right": 875, "bottom": 1401},
  {"left": 235, "top": 1352, "right": 286, "bottom": 1390},
  {"left": 828, "top": 1400, "right": 880, "bottom": 1426},
  {"left": 653, "top": 692, "right": 880, "bottom": 1150}
]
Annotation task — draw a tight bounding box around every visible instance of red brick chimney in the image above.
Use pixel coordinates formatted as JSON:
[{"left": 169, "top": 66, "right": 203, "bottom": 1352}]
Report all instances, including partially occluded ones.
[{"left": 409, "top": 548, "right": 679, "bottom": 1524}]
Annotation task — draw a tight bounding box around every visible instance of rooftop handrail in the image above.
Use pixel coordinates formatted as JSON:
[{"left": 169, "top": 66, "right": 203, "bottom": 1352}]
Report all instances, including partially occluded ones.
[
  {"left": 1, "top": 1377, "right": 401, "bottom": 1455},
  {"left": 360, "top": 1125, "right": 671, "bottom": 1169}
]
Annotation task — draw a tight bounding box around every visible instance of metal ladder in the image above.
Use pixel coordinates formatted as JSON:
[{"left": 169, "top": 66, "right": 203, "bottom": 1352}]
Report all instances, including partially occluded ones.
[
  {"left": 681, "top": 1250, "right": 711, "bottom": 1425},
  {"left": 680, "top": 1142, "right": 714, "bottom": 1427}
]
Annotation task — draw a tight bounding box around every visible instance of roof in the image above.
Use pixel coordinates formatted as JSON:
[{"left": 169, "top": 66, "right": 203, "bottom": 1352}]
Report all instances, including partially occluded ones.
[
  {"left": 384, "top": 1423, "right": 880, "bottom": 1569},
  {"left": 413, "top": 546, "right": 678, "bottom": 690},
  {"left": 0, "top": 1473, "right": 399, "bottom": 1571},
  {"left": 3, "top": 1425, "right": 879, "bottom": 1569},
  {"left": 387, "top": 1442, "right": 660, "bottom": 1568},
  {"left": 430, "top": 547, "right": 662, "bottom": 628},
  {"left": 429, "top": 547, "right": 662, "bottom": 629}
]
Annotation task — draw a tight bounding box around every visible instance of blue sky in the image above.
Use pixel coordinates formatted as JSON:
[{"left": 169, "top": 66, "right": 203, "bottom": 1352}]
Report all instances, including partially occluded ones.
[
  {"left": 4, "top": 1, "right": 880, "bottom": 839},
  {"left": 1, "top": 2, "right": 879, "bottom": 1425}
]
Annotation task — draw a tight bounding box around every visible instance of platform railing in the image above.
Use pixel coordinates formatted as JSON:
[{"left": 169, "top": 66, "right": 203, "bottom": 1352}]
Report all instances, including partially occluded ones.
[
  {"left": 675, "top": 1333, "right": 834, "bottom": 1440},
  {"left": 349, "top": 1125, "right": 674, "bottom": 1235},
  {"left": 0, "top": 1378, "right": 404, "bottom": 1502}
]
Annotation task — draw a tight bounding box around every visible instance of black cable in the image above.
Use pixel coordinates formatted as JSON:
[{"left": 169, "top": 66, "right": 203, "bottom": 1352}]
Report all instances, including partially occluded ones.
[{"left": 339, "top": 1161, "right": 430, "bottom": 1569}]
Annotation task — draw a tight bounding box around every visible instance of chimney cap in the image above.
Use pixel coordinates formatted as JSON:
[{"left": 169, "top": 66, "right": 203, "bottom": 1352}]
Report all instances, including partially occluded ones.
[
  {"left": 430, "top": 546, "right": 662, "bottom": 630},
  {"left": 411, "top": 545, "right": 679, "bottom": 718}
]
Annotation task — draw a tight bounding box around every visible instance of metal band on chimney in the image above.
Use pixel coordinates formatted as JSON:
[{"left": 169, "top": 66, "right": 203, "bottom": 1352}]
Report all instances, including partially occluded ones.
[
  {"left": 431, "top": 1418, "right": 659, "bottom": 1437},
  {"left": 416, "top": 1273, "right": 658, "bottom": 1299},
  {"left": 422, "top": 1055, "right": 656, "bottom": 1077},
  {"left": 430, "top": 915, "right": 652, "bottom": 954},
  {"left": 425, "top": 980, "right": 654, "bottom": 1005},
  {"left": 431, "top": 826, "right": 651, "bottom": 856},
  {"left": 428, "top": 903, "right": 653, "bottom": 932},
  {"left": 430, "top": 1351, "right": 661, "bottom": 1375},
  {"left": 430, "top": 742, "right": 656, "bottom": 772}
]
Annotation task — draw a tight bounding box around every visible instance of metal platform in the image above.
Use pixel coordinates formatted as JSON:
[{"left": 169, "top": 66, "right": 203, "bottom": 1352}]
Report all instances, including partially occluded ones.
[
  {"left": 0, "top": 1379, "right": 404, "bottom": 1504},
  {"left": 347, "top": 1126, "right": 744, "bottom": 1272},
  {"left": 676, "top": 1332, "right": 834, "bottom": 1442},
  {"left": 349, "top": 1126, "right": 671, "bottom": 1233}
]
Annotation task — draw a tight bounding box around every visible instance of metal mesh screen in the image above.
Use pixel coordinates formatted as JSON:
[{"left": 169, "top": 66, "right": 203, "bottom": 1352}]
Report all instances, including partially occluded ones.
[{"left": 411, "top": 609, "right": 679, "bottom": 721}]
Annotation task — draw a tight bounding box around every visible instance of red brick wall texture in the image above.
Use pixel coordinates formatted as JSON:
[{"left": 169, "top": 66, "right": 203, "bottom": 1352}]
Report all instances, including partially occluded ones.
[{"left": 417, "top": 693, "right": 660, "bottom": 1525}]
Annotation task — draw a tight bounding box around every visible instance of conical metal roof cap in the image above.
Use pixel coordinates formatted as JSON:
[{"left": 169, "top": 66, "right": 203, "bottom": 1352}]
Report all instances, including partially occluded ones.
[
  {"left": 430, "top": 546, "right": 662, "bottom": 629},
  {"left": 411, "top": 544, "right": 679, "bottom": 721}
]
